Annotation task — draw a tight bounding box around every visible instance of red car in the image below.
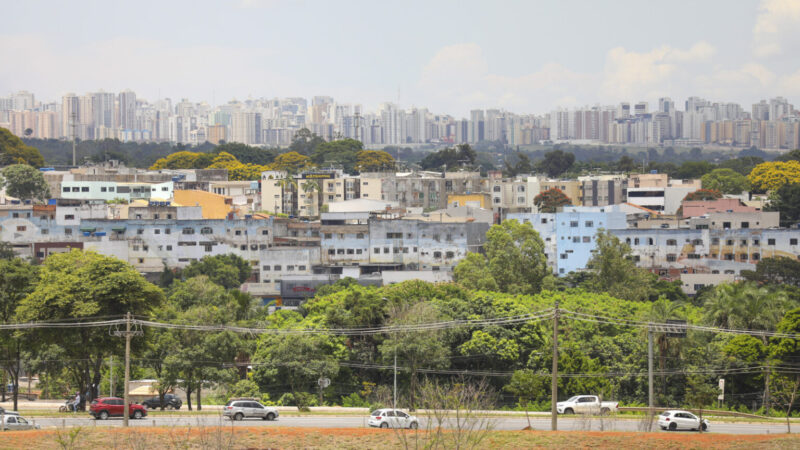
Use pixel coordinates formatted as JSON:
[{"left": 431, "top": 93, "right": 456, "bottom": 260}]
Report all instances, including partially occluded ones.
[{"left": 89, "top": 397, "right": 147, "bottom": 420}]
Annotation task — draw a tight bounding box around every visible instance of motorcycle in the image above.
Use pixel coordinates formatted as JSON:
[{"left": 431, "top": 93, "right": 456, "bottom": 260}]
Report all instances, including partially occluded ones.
[{"left": 58, "top": 396, "right": 77, "bottom": 413}]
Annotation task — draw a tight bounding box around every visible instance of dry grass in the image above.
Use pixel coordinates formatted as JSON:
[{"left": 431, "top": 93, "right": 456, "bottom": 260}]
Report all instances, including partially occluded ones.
[{"left": 0, "top": 427, "right": 798, "bottom": 449}]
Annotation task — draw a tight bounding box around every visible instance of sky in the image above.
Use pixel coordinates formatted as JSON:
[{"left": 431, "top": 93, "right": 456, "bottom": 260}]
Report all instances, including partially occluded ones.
[{"left": 1, "top": 0, "right": 799, "bottom": 117}]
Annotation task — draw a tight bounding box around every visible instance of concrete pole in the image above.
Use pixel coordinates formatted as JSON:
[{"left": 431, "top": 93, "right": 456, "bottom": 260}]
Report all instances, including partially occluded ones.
[
  {"left": 551, "top": 301, "right": 559, "bottom": 431},
  {"left": 123, "top": 312, "right": 131, "bottom": 427}
]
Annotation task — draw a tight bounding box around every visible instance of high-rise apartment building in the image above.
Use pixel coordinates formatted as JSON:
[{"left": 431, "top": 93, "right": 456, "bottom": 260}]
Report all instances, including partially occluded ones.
[
  {"left": 118, "top": 90, "right": 137, "bottom": 130},
  {"left": 92, "top": 91, "right": 116, "bottom": 130},
  {"left": 230, "top": 111, "right": 262, "bottom": 145}
]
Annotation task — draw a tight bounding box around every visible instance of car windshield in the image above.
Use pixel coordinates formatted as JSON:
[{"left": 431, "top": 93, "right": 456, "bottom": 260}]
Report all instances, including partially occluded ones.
[{"left": 566, "top": 396, "right": 578, "bottom": 402}]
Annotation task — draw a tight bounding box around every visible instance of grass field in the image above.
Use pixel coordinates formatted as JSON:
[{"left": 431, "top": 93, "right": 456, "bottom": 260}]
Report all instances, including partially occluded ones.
[{"left": 1, "top": 427, "right": 799, "bottom": 449}]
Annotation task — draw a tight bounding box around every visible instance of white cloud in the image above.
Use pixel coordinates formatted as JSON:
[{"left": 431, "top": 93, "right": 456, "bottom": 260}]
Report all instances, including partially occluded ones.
[
  {"left": 753, "top": 0, "right": 800, "bottom": 58},
  {"left": 414, "top": 41, "right": 721, "bottom": 115}
]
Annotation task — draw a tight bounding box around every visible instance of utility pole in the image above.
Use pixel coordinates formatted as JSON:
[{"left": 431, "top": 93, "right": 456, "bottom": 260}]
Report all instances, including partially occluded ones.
[
  {"left": 123, "top": 312, "right": 131, "bottom": 427},
  {"left": 648, "top": 327, "right": 654, "bottom": 416},
  {"left": 551, "top": 301, "right": 559, "bottom": 431},
  {"left": 109, "top": 356, "right": 114, "bottom": 397},
  {"left": 393, "top": 351, "right": 397, "bottom": 410}
]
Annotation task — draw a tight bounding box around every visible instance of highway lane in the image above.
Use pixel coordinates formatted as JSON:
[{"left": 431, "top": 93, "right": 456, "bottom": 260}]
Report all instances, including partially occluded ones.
[{"left": 27, "top": 415, "right": 799, "bottom": 434}]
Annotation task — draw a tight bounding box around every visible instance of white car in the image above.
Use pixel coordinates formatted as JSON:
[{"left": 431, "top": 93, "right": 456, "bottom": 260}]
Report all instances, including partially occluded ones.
[
  {"left": 658, "top": 410, "right": 709, "bottom": 431},
  {"left": 1, "top": 414, "right": 40, "bottom": 431},
  {"left": 556, "top": 395, "right": 619, "bottom": 414},
  {"left": 368, "top": 409, "right": 419, "bottom": 429}
]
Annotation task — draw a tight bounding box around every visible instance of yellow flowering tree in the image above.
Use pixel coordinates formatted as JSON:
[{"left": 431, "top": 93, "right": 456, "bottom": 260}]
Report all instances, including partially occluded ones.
[{"left": 748, "top": 161, "right": 800, "bottom": 192}]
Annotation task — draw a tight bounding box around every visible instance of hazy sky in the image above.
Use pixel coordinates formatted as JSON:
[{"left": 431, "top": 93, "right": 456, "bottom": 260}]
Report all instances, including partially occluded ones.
[{"left": 1, "top": 0, "right": 799, "bottom": 116}]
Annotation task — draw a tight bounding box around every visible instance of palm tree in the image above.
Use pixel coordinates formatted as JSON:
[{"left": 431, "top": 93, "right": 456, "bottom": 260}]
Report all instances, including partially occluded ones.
[
  {"left": 703, "top": 282, "right": 790, "bottom": 413},
  {"left": 648, "top": 298, "right": 684, "bottom": 399},
  {"left": 301, "top": 180, "right": 320, "bottom": 217}
]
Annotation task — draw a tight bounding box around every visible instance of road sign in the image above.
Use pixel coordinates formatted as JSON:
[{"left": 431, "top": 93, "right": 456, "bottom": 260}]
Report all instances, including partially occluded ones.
[
  {"left": 318, "top": 377, "right": 331, "bottom": 389},
  {"left": 718, "top": 378, "right": 725, "bottom": 401}
]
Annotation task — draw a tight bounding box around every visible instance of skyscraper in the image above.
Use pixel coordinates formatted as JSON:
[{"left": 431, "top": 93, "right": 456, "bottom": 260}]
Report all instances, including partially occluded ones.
[{"left": 118, "top": 90, "right": 137, "bottom": 130}]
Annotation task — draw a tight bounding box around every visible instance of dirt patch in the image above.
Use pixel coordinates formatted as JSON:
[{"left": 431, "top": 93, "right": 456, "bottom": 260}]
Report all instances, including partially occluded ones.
[{"left": 1, "top": 427, "right": 798, "bottom": 449}]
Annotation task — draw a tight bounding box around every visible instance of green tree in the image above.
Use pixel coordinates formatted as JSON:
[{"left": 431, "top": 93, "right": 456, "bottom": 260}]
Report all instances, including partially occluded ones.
[
  {"left": 215, "top": 142, "right": 278, "bottom": 165},
  {"left": 701, "top": 168, "right": 750, "bottom": 194},
  {"left": 454, "top": 220, "right": 550, "bottom": 295},
  {"left": 419, "top": 144, "right": 476, "bottom": 171},
  {"left": 0, "top": 258, "right": 39, "bottom": 410},
  {"left": 229, "top": 379, "right": 261, "bottom": 399},
  {"left": 684, "top": 374, "right": 716, "bottom": 430},
  {"left": 533, "top": 188, "right": 572, "bottom": 212},
  {"left": 0, "top": 127, "right": 44, "bottom": 167},
  {"left": 536, "top": 150, "right": 575, "bottom": 177},
  {"left": 675, "top": 160, "right": 714, "bottom": 179},
  {"left": 503, "top": 152, "right": 533, "bottom": 177},
  {"left": 769, "top": 308, "right": 800, "bottom": 431},
  {"left": 311, "top": 139, "right": 363, "bottom": 173},
  {"left": 741, "top": 257, "right": 800, "bottom": 288},
  {"left": 379, "top": 301, "right": 450, "bottom": 409},
  {"left": 765, "top": 183, "right": 800, "bottom": 227},
  {"left": 504, "top": 369, "right": 540, "bottom": 429},
  {"left": 288, "top": 128, "right": 325, "bottom": 156},
  {"left": 181, "top": 254, "right": 252, "bottom": 290},
  {"left": 16, "top": 250, "right": 164, "bottom": 406},
  {"left": 0, "top": 164, "right": 50, "bottom": 201},
  {"left": 355, "top": 150, "right": 395, "bottom": 172},
  {"left": 583, "top": 230, "right": 656, "bottom": 302},
  {"left": 616, "top": 155, "right": 636, "bottom": 172}
]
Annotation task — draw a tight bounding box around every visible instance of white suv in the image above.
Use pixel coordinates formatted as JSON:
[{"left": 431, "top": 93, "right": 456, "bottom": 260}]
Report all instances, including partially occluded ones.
[
  {"left": 658, "top": 410, "right": 709, "bottom": 431},
  {"left": 368, "top": 409, "right": 419, "bottom": 429},
  {"left": 222, "top": 399, "right": 279, "bottom": 421}
]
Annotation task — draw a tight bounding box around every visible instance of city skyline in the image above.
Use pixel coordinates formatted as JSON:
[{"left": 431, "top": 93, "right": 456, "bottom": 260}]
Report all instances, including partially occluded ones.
[{"left": 2, "top": 0, "right": 799, "bottom": 116}]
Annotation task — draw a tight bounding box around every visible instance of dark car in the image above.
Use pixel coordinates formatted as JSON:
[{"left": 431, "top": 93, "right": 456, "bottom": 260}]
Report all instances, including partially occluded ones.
[
  {"left": 89, "top": 397, "right": 147, "bottom": 420},
  {"left": 141, "top": 394, "right": 182, "bottom": 410}
]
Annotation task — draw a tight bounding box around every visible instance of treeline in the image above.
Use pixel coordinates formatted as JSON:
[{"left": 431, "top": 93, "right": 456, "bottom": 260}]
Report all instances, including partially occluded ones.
[{"left": 2, "top": 220, "right": 800, "bottom": 415}]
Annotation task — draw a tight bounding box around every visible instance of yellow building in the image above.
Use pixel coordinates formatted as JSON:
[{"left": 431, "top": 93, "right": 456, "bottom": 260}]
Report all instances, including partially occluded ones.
[
  {"left": 539, "top": 180, "right": 582, "bottom": 206},
  {"left": 447, "top": 193, "right": 490, "bottom": 209},
  {"left": 173, "top": 190, "right": 232, "bottom": 219}
]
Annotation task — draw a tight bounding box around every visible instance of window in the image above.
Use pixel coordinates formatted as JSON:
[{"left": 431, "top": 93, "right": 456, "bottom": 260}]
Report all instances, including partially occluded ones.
[
  {"left": 725, "top": 253, "right": 735, "bottom": 260},
  {"left": 666, "top": 239, "right": 677, "bottom": 246},
  {"left": 235, "top": 230, "right": 242, "bottom": 236},
  {"left": 560, "top": 253, "right": 568, "bottom": 259},
  {"left": 384, "top": 247, "right": 390, "bottom": 254},
  {"left": 667, "top": 254, "right": 677, "bottom": 262},
  {"left": 154, "top": 229, "right": 160, "bottom": 234},
  {"left": 347, "top": 249, "right": 354, "bottom": 254},
  {"left": 723, "top": 221, "right": 731, "bottom": 229},
  {"left": 261, "top": 229, "right": 269, "bottom": 235},
  {"left": 41, "top": 229, "right": 49, "bottom": 235},
  {"left": 274, "top": 265, "right": 281, "bottom": 271},
  {"left": 328, "top": 249, "right": 335, "bottom": 255},
  {"left": 433, "top": 251, "right": 442, "bottom": 258},
  {"left": 585, "top": 221, "right": 594, "bottom": 227},
  {"left": 753, "top": 239, "right": 760, "bottom": 245},
  {"left": 240, "top": 245, "right": 246, "bottom": 250},
  {"left": 356, "top": 233, "right": 364, "bottom": 239},
  {"left": 64, "top": 228, "right": 72, "bottom": 235},
  {"left": 132, "top": 245, "right": 139, "bottom": 251},
  {"left": 493, "top": 186, "right": 501, "bottom": 192},
  {"left": 165, "top": 228, "right": 171, "bottom": 235},
  {"left": 287, "top": 265, "right": 295, "bottom": 271},
  {"left": 387, "top": 232, "right": 402, "bottom": 239},
  {"left": 373, "top": 248, "right": 380, "bottom": 254},
  {"left": 182, "top": 228, "right": 195, "bottom": 235},
  {"left": 493, "top": 198, "right": 500, "bottom": 204},
  {"left": 166, "top": 245, "right": 172, "bottom": 251},
  {"left": 687, "top": 253, "right": 701, "bottom": 259},
  {"left": 791, "top": 239, "right": 798, "bottom": 246},
  {"left": 711, "top": 238, "right": 719, "bottom": 245},
  {"left": 753, "top": 253, "right": 760, "bottom": 260},
  {"left": 572, "top": 236, "right": 580, "bottom": 243},
  {"left": 72, "top": 187, "right": 79, "bottom": 192},
  {"left": 337, "top": 249, "right": 345, "bottom": 255},
  {"left": 740, "top": 254, "right": 748, "bottom": 261},
  {"left": 137, "top": 229, "right": 144, "bottom": 235},
  {"left": 570, "top": 221, "right": 579, "bottom": 227},
  {"left": 65, "top": 214, "right": 75, "bottom": 220},
  {"left": 541, "top": 218, "right": 548, "bottom": 224},
  {"left": 62, "top": 187, "right": 69, "bottom": 192},
  {"left": 201, "top": 227, "right": 213, "bottom": 234},
  {"left": 726, "top": 239, "right": 734, "bottom": 245},
  {"left": 356, "top": 249, "right": 363, "bottom": 254},
  {"left": 446, "top": 251, "right": 455, "bottom": 258},
  {"left": 741, "top": 221, "right": 749, "bottom": 229},
  {"left": 648, "top": 238, "right": 654, "bottom": 245},
  {"left": 263, "top": 265, "right": 271, "bottom": 271},
  {"left": 16, "top": 225, "right": 26, "bottom": 231},
  {"left": 692, "top": 239, "right": 703, "bottom": 246},
  {"left": 768, "top": 239, "right": 776, "bottom": 245},
  {"left": 100, "top": 187, "right": 107, "bottom": 192},
  {"left": 81, "top": 187, "right": 89, "bottom": 192},
  {"left": 741, "top": 239, "right": 748, "bottom": 246},
  {"left": 582, "top": 236, "right": 591, "bottom": 243}
]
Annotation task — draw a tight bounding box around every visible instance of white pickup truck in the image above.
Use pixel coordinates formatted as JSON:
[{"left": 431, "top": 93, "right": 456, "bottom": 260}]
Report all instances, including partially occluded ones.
[{"left": 556, "top": 395, "right": 619, "bottom": 415}]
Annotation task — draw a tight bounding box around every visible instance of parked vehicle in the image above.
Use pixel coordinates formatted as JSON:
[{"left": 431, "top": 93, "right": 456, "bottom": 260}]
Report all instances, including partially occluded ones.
[
  {"left": 1, "top": 414, "right": 40, "bottom": 431},
  {"left": 222, "top": 399, "right": 279, "bottom": 421},
  {"left": 141, "top": 394, "right": 182, "bottom": 410},
  {"left": 658, "top": 410, "right": 709, "bottom": 431},
  {"left": 89, "top": 397, "right": 148, "bottom": 420},
  {"left": 368, "top": 409, "right": 419, "bottom": 429},
  {"left": 556, "top": 395, "right": 619, "bottom": 415}
]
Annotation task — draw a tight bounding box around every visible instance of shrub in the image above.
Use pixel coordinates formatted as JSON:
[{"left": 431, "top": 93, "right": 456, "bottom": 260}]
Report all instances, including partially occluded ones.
[
  {"left": 228, "top": 379, "right": 260, "bottom": 400},
  {"left": 294, "top": 392, "right": 317, "bottom": 411},
  {"left": 341, "top": 392, "right": 370, "bottom": 408},
  {"left": 277, "top": 393, "right": 295, "bottom": 406}
]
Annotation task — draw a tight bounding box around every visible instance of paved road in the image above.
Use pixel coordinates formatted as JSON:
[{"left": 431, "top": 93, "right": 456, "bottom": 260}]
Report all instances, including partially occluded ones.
[{"left": 25, "top": 415, "right": 799, "bottom": 434}]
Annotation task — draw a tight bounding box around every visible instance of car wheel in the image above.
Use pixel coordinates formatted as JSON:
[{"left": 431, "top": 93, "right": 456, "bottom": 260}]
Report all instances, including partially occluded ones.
[
  {"left": 234, "top": 413, "right": 244, "bottom": 421},
  {"left": 564, "top": 408, "right": 574, "bottom": 415},
  {"left": 380, "top": 422, "right": 389, "bottom": 429},
  {"left": 669, "top": 422, "right": 677, "bottom": 431},
  {"left": 99, "top": 410, "right": 109, "bottom": 420},
  {"left": 701, "top": 423, "right": 708, "bottom": 432},
  {"left": 133, "top": 410, "right": 143, "bottom": 419},
  {"left": 266, "top": 413, "right": 276, "bottom": 421},
  {"left": 409, "top": 422, "right": 418, "bottom": 430}
]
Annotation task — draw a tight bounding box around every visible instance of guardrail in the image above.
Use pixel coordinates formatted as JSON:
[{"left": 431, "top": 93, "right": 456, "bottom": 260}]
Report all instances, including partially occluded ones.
[{"left": 618, "top": 407, "right": 771, "bottom": 419}]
